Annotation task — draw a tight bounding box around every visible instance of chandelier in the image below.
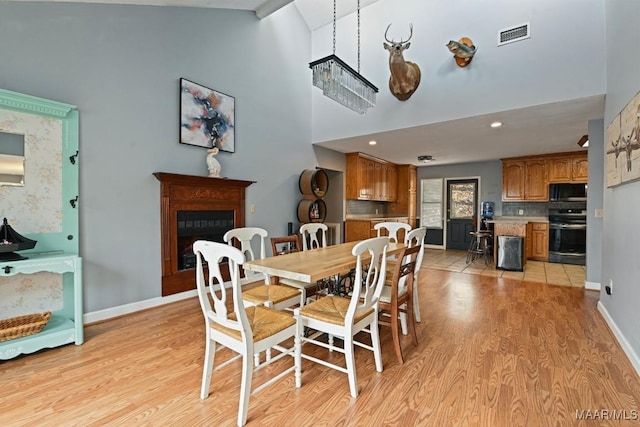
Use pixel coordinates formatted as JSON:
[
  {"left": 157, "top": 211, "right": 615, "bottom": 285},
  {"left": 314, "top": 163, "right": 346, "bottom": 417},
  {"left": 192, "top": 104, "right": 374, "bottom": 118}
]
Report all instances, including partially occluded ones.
[{"left": 309, "top": 0, "right": 378, "bottom": 114}]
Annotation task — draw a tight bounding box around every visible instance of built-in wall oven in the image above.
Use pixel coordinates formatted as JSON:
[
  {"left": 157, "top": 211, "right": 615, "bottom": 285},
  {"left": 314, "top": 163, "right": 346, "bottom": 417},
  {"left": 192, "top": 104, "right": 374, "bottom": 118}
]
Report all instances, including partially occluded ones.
[{"left": 548, "top": 208, "right": 586, "bottom": 265}]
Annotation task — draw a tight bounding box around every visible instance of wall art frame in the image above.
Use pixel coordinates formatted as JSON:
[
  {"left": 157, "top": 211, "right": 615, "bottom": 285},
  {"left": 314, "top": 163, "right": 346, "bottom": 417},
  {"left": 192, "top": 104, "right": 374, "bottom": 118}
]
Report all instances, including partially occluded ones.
[
  {"left": 179, "top": 78, "right": 235, "bottom": 153},
  {"left": 606, "top": 88, "right": 640, "bottom": 187}
]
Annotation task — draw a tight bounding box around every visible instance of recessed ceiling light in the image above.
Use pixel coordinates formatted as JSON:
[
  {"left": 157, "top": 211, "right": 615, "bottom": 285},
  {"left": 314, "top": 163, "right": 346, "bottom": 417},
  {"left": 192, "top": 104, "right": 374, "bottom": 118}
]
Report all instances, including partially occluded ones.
[
  {"left": 369, "top": 140, "right": 377, "bottom": 145},
  {"left": 490, "top": 121, "right": 502, "bottom": 128}
]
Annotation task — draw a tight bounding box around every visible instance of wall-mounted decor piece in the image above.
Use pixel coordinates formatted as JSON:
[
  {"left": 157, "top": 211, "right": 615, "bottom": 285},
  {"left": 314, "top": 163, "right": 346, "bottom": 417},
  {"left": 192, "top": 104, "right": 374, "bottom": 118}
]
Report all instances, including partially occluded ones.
[
  {"left": 606, "top": 89, "right": 640, "bottom": 187},
  {"left": 180, "top": 78, "right": 235, "bottom": 153},
  {"left": 383, "top": 24, "right": 421, "bottom": 101},
  {"left": 446, "top": 38, "right": 477, "bottom": 67}
]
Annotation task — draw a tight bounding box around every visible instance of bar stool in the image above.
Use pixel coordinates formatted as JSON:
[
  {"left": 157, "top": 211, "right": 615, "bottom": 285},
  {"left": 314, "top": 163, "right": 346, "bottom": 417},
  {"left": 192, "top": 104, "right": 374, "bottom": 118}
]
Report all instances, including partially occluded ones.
[{"left": 466, "top": 231, "right": 492, "bottom": 266}]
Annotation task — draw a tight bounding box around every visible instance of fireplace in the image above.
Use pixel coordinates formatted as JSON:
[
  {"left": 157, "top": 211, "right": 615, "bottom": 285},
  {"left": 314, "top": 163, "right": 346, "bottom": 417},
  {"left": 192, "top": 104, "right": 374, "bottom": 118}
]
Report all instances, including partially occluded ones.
[
  {"left": 154, "top": 172, "right": 254, "bottom": 296},
  {"left": 177, "top": 210, "right": 234, "bottom": 270}
]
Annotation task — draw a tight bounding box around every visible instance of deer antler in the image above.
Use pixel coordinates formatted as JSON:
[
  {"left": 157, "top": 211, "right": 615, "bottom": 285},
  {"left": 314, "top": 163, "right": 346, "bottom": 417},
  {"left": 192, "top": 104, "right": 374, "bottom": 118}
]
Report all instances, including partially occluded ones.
[
  {"left": 401, "top": 24, "right": 413, "bottom": 44},
  {"left": 384, "top": 24, "right": 393, "bottom": 43}
]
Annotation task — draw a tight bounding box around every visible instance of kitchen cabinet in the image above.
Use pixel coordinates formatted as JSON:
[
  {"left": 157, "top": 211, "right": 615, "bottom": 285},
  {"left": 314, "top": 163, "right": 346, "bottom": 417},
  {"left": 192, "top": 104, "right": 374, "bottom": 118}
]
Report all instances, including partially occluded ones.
[
  {"left": 388, "top": 165, "right": 417, "bottom": 227},
  {"left": 345, "top": 153, "right": 397, "bottom": 201},
  {"left": 548, "top": 153, "right": 588, "bottom": 183},
  {"left": 345, "top": 217, "right": 409, "bottom": 242},
  {"left": 529, "top": 222, "right": 549, "bottom": 261},
  {"left": 502, "top": 151, "right": 587, "bottom": 201},
  {"left": 525, "top": 159, "right": 548, "bottom": 200},
  {"left": 502, "top": 160, "right": 525, "bottom": 201}
]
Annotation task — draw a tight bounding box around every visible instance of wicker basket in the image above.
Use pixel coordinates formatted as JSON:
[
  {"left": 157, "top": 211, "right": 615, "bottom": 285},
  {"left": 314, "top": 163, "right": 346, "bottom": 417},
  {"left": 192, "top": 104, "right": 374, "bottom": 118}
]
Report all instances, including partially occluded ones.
[{"left": 0, "top": 312, "right": 51, "bottom": 343}]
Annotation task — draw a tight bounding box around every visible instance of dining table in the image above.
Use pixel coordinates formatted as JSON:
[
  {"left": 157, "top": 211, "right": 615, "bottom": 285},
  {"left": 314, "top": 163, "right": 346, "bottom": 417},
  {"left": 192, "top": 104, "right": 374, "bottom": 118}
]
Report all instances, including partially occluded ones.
[{"left": 243, "top": 240, "right": 406, "bottom": 285}]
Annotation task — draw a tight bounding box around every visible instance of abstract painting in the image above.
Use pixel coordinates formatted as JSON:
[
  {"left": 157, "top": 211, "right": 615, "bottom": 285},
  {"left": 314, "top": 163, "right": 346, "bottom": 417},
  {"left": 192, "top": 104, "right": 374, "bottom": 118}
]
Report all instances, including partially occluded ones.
[
  {"left": 606, "top": 89, "right": 640, "bottom": 187},
  {"left": 180, "top": 78, "right": 235, "bottom": 153}
]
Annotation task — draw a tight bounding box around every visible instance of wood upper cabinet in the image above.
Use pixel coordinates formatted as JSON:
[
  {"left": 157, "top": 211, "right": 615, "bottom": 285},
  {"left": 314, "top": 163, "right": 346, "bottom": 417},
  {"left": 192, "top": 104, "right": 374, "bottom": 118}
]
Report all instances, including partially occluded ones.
[
  {"left": 548, "top": 153, "right": 588, "bottom": 183},
  {"left": 502, "top": 160, "right": 526, "bottom": 201},
  {"left": 503, "top": 151, "right": 587, "bottom": 201},
  {"left": 345, "top": 152, "right": 397, "bottom": 201},
  {"left": 572, "top": 154, "right": 589, "bottom": 182},
  {"left": 525, "top": 159, "right": 548, "bottom": 201}
]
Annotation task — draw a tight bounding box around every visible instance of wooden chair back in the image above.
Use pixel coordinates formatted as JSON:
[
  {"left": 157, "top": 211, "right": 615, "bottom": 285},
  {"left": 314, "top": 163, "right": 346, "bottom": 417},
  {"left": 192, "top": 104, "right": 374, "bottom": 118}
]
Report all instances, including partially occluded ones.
[{"left": 271, "top": 235, "right": 301, "bottom": 257}]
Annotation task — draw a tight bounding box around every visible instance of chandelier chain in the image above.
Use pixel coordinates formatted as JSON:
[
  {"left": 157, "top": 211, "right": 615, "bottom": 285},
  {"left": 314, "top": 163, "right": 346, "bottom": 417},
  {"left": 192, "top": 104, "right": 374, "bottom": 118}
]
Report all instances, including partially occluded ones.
[
  {"left": 357, "top": 0, "right": 361, "bottom": 72},
  {"left": 332, "top": 0, "right": 336, "bottom": 55}
]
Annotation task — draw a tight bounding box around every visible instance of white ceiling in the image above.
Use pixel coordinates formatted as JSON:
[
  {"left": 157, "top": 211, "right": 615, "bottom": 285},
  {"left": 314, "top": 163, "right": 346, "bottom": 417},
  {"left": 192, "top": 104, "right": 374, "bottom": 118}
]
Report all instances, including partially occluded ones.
[{"left": 6, "top": 0, "right": 604, "bottom": 166}]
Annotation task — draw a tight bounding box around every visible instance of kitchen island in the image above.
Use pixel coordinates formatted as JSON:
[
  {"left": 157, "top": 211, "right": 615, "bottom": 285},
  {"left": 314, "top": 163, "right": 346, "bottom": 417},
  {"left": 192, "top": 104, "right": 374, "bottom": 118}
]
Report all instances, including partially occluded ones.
[{"left": 486, "top": 217, "right": 550, "bottom": 268}]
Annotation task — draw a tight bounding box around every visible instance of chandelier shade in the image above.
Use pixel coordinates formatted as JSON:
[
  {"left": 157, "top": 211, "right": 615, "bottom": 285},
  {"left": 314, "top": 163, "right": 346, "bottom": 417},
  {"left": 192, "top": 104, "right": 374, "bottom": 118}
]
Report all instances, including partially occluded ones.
[{"left": 309, "top": 54, "right": 378, "bottom": 115}]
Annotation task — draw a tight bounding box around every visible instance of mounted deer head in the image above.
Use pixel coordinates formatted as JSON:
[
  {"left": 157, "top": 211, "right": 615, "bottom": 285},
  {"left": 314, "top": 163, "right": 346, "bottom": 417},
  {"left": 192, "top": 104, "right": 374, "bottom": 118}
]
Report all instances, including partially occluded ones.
[{"left": 383, "top": 24, "right": 421, "bottom": 101}]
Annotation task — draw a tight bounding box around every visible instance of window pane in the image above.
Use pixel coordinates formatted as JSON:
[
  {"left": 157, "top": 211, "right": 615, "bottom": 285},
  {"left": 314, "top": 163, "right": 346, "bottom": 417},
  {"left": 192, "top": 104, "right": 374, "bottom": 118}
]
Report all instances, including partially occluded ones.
[
  {"left": 421, "top": 178, "right": 443, "bottom": 229},
  {"left": 450, "top": 183, "right": 475, "bottom": 219}
]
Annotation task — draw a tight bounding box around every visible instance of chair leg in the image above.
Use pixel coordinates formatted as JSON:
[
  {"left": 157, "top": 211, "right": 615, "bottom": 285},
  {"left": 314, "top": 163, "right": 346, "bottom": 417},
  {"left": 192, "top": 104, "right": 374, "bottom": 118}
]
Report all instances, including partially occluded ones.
[
  {"left": 344, "top": 335, "right": 358, "bottom": 398},
  {"left": 413, "top": 280, "right": 421, "bottom": 323},
  {"left": 200, "top": 336, "right": 216, "bottom": 400},
  {"left": 390, "top": 305, "right": 404, "bottom": 364},
  {"left": 328, "top": 334, "right": 334, "bottom": 352},
  {"left": 238, "top": 346, "right": 253, "bottom": 427},
  {"left": 399, "top": 310, "right": 408, "bottom": 336},
  {"left": 370, "top": 315, "right": 383, "bottom": 373},
  {"left": 295, "top": 318, "right": 302, "bottom": 389},
  {"left": 407, "top": 297, "right": 418, "bottom": 347}
]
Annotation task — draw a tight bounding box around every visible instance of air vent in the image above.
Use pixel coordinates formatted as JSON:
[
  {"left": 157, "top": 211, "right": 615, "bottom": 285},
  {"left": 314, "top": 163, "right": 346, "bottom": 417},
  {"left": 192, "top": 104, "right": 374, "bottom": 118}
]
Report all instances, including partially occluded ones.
[{"left": 498, "top": 23, "right": 530, "bottom": 46}]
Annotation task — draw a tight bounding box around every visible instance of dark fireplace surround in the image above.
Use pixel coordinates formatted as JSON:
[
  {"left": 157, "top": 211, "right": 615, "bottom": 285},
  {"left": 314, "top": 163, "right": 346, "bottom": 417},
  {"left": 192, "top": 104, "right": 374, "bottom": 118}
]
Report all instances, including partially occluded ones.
[{"left": 154, "top": 172, "right": 254, "bottom": 296}]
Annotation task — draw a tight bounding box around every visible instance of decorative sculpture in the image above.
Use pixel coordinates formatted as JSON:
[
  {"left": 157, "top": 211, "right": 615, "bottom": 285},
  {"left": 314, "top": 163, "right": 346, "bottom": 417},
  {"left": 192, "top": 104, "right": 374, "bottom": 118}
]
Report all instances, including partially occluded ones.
[
  {"left": 446, "top": 38, "right": 477, "bottom": 67},
  {"left": 206, "top": 147, "right": 221, "bottom": 178},
  {"left": 383, "top": 24, "right": 421, "bottom": 101}
]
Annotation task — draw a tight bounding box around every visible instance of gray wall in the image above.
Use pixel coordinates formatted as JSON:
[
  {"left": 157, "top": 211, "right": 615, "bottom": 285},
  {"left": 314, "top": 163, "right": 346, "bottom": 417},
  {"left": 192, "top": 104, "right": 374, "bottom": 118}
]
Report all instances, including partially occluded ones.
[
  {"left": 602, "top": 1, "right": 640, "bottom": 359},
  {"left": 416, "top": 160, "right": 504, "bottom": 216},
  {"left": 586, "top": 119, "right": 604, "bottom": 285},
  {"left": 311, "top": 0, "right": 606, "bottom": 143},
  {"left": 0, "top": 3, "right": 314, "bottom": 312}
]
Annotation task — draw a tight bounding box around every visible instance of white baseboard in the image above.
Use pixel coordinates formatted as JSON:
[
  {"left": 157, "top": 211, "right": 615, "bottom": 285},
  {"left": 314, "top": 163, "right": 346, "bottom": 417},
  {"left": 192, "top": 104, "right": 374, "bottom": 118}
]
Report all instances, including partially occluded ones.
[
  {"left": 597, "top": 301, "right": 640, "bottom": 378},
  {"left": 585, "top": 281, "right": 601, "bottom": 291},
  {"left": 83, "top": 289, "right": 198, "bottom": 325},
  {"left": 424, "top": 244, "right": 444, "bottom": 250}
]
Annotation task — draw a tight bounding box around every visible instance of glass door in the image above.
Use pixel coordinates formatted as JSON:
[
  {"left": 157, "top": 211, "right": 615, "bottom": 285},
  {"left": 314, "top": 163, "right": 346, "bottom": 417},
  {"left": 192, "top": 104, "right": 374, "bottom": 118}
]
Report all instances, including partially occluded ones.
[{"left": 446, "top": 179, "right": 478, "bottom": 250}]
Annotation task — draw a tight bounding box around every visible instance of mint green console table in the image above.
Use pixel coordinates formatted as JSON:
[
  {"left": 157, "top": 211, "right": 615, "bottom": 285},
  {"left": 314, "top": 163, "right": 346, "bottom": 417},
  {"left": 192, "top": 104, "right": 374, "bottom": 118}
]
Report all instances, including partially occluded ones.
[{"left": 0, "top": 253, "right": 83, "bottom": 360}]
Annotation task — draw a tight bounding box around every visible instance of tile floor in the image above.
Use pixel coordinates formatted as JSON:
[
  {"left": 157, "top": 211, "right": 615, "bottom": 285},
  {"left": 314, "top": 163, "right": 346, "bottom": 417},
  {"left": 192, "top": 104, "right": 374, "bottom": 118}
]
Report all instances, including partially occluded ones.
[{"left": 422, "top": 248, "right": 586, "bottom": 287}]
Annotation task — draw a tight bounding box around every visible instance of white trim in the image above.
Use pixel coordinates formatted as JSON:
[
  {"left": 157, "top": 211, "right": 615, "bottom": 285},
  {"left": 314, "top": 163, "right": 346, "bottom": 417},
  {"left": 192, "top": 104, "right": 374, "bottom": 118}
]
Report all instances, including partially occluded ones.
[
  {"left": 597, "top": 301, "right": 640, "bottom": 378},
  {"left": 83, "top": 289, "right": 198, "bottom": 325},
  {"left": 585, "top": 281, "right": 601, "bottom": 291},
  {"left": 424, "top": 244, "right": 444, "bottom": 250}
]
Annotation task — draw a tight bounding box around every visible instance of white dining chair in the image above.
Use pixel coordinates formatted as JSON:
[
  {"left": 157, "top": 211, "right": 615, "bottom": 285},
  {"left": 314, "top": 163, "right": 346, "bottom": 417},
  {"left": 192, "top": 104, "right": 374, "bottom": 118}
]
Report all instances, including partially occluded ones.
[
  {"left": 299, "top": 223, "right": 328, "bottom": 250},
  {"left": 374, "top": 221, "right": 412, "bottom": 243},
  {"left": 224, "top": 227, "right": 303, "bottom": 366},
  {"left": 223, "top": 227, "right": 302, "bottom": 310},
  {"left": 193, "top": 240, "right": 301, "bottom": 427},
  {"left": 294, "top": 236, "right": 389, "bottom": 398}
]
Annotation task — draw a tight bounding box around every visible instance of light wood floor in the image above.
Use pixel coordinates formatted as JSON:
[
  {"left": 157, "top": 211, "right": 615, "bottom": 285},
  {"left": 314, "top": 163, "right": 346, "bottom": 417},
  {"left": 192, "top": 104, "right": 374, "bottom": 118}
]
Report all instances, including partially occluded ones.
[
  {"left": 2, "top": 268, "right": 639, "bottom": 426},
  {"left": 424, "top": 249, "right": 586, "bottom": 287}
]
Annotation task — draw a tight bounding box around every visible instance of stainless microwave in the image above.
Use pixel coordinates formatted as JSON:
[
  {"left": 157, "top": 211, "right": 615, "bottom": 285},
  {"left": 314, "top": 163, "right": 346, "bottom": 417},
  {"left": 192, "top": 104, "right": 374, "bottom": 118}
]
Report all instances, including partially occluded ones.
[{"left": 549, "top": 183, "right": 587, "bottom": 201}]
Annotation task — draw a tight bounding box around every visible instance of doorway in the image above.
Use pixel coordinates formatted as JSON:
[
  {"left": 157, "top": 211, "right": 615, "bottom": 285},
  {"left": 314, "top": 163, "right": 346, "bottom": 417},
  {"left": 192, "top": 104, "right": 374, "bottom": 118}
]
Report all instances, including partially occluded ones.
[{"left": 445, "top": 178, "right": 478, "bottom": 250}]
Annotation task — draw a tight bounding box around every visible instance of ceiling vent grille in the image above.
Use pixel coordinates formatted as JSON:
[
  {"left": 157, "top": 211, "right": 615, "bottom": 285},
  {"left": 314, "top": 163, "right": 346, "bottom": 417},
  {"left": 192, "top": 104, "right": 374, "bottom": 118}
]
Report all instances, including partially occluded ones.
[{"left": 498, "top": 23, "right": 530, "bottom": 46}]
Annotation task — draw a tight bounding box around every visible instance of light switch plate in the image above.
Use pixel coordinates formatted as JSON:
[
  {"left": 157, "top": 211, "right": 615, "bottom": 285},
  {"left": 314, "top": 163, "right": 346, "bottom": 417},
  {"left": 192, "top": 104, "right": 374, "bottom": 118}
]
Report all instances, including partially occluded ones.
[{"left": 595, "top": 208, "right": 603, "bottom": 218}]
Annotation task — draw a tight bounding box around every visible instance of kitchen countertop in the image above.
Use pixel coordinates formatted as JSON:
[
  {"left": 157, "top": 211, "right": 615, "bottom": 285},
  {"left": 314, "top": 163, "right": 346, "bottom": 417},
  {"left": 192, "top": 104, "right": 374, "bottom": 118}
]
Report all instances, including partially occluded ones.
[{"left": 486, "top": 216, "right": 548, "bottom": 224}]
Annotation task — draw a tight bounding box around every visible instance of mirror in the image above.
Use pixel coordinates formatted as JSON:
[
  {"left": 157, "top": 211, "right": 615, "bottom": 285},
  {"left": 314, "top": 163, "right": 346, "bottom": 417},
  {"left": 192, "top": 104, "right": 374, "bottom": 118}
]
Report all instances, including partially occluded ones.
[{"left": 0, "top": 131, "right": 25, "bottom": 186}]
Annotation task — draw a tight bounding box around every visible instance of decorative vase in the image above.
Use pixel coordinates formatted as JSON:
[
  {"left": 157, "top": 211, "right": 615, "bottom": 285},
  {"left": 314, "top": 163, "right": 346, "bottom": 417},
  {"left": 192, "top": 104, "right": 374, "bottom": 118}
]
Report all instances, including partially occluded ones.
[{"left": 206, "top": 147, "right": 221, "bottom": 178}]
